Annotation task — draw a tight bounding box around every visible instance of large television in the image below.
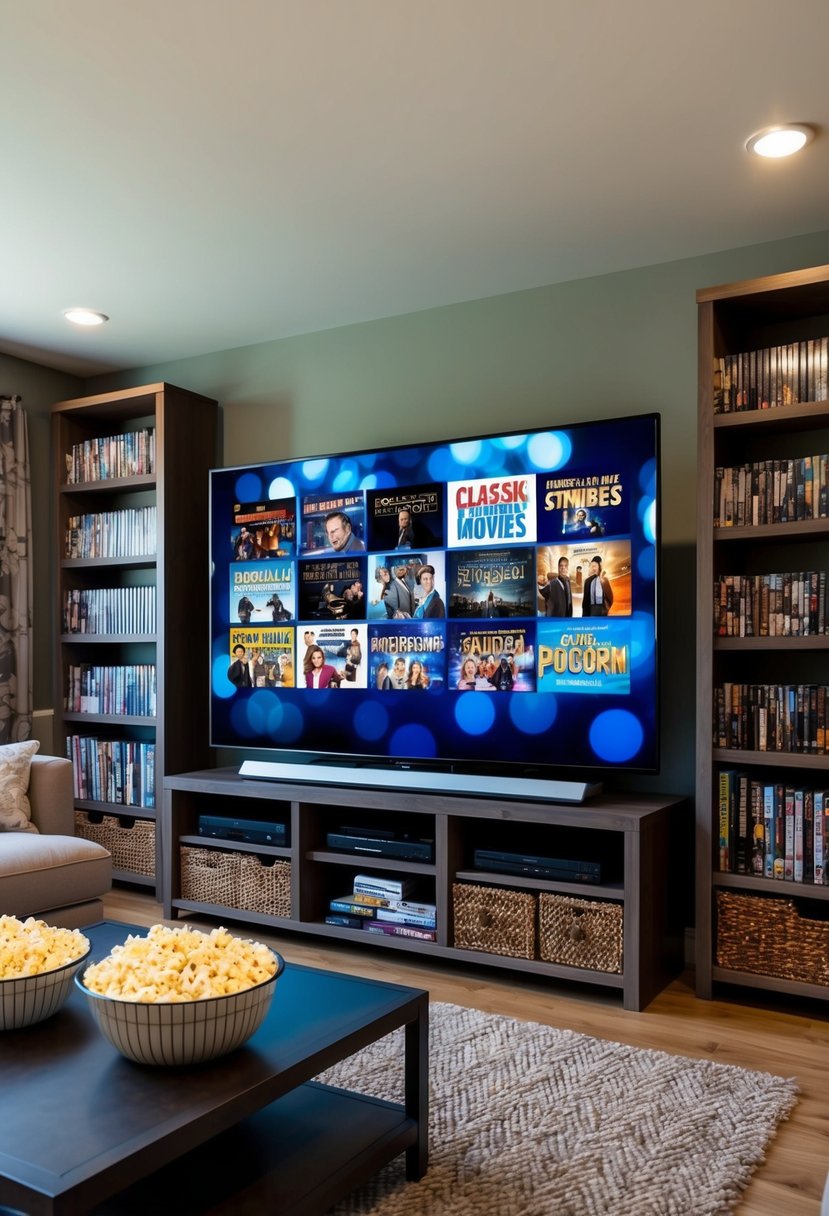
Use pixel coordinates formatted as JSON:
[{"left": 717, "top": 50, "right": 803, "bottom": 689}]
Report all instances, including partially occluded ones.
[{"left": 209, "top": 414, "right": 660, "bottom": 801}]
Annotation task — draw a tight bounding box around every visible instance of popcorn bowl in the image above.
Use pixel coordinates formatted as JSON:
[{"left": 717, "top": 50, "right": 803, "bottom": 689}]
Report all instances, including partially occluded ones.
[
  {"left": 1, "top": 943, "right": 92, "bottom": 1031},
  {"left": 74, "top": 924, "right": 284, "bottom": 1065}
]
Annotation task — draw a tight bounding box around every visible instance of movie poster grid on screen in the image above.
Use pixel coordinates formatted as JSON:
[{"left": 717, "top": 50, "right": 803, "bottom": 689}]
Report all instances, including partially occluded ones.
[{"left": 211, "top": 416, "right": 659, "bottom": 771}]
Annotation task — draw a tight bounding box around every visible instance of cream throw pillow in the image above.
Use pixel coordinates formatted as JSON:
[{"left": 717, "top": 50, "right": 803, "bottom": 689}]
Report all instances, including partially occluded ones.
[{"left": 0, "top": 740, "right": 41, "bottom": 833}]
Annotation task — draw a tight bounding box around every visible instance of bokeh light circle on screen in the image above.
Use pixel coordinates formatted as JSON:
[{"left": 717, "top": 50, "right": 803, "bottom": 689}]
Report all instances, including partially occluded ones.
[
  {"left": 639, "top": 456, "right": 657, "bottom": 497},
  {"left": 642, "top": 499, "right": 657, "bottom": 544},
  {"left": 450, "top": 439, "right": 484, "bottom": 466},
  {"left": 427, "top": 447, "right": 467, "bottom": 482},
  {"left": 235, "top": 472, "right": 263, "bottom": 502},
  {"left": 360, "top": 471, "right": 397, "bottom": 490},
  {"left": 589, "top": 709, "right": 644, "bottom": 763},
  {"left": 333, "top": 462, "right": 359, "bottom": 491},
  {"left": 265, "top": 701, "right": 304, "bottom": 743},
  {"left": 213, "top": 654, "right": 237, "bottom": 699},
  {"left": 229, "top": 696, "right": 258, "bottom": 739},
  {"left": 527, "top": 431, "right": 571, "bottom": 471},
  {"left": 629, "top": 611, "right": 656, "bottom": 666},
  {"left": 354, "top": 700, "right": 390, "bottom": 743},
  {"left": 230, "top": 695, "right": 306, "bottom": 742},
  {"left": 637, "top": 544, "right": 656, "bottom": 581},
  {"left": 302, "top": 458, "right": 330, "bottom": 483},
  {"left": 493, "top": 433, "right": 527, "bottom": 451},
  {"left": 453, "top": 692, "right": 496, "bottom": 736},
  {"left": 509, "top": 693, "right": 558, "bottom": 735},
  {"left": 267, "top": 476, "right": 295, "bottom": 500},
  {"left": 389, "top": 723, "right": 438, "bottom": 759}
]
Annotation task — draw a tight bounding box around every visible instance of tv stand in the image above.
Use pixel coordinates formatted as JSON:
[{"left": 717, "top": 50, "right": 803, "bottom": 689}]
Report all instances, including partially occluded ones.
[
  {"left": 163, "top": 768, "right": 687, "bottom": 1010},
  {"left": 238, "top": 759, "right": 602, "bottom": 804}
]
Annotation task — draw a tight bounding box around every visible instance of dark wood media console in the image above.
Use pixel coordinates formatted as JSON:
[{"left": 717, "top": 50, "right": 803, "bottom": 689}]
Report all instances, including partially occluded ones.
[{"left": 163, "top": 769, "right": 687, "bottom": 1011}]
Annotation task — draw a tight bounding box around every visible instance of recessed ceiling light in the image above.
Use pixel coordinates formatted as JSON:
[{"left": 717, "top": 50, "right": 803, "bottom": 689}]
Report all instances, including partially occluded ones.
[
  {"left": 63, "top": 308, "right": 109, "bottom": 327},
  {"left": 745, "top": 124, "right": 815, "bottom": 158}
]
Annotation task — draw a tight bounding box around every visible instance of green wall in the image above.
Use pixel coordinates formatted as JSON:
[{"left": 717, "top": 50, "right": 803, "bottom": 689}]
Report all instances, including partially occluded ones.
[{"left": 14, "top": 227, "right": 829, "bottom": 796}]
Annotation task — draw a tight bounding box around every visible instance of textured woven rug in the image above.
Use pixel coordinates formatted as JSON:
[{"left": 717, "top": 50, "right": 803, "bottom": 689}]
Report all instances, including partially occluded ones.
[{"left": 321, "top": 1001, "right": 797, "bottom": 1216}]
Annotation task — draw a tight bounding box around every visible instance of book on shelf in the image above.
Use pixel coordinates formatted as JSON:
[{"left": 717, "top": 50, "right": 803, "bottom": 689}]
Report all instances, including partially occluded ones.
[
  {"left": 815, "top": 791, "right": 826, "bottom": 883},
  {"left": 353, "top": 874, "right": 418, "bottom": 899},
  {"left": 350, "top": 891, "right": 436, "bottom": 917},
  {"left": 762, "top": 784, "right": 776, "bottom": 879},
  {"left": 363, "top": 921, "right": 436, "bottom": 942},
  {"left": 750, "top": 781, "right": 765, "bottom": 876},
  {"left": 329, "top": 895, "right": 378, "bottom": 917},
  {"left": 324, "top": 913, "right": 366, "bottom": 930},
  {"left": 375, "top": 907, "right": 437, "bottom": 930},
  {"left": 784, "top": 788, "right": 795, "bottom": 880}
]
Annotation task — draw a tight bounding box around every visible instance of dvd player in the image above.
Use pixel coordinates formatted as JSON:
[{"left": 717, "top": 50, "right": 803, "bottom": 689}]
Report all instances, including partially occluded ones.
[
  {"left": 198, "top": 815, "right": 288, "bottom": 846},
  {"left": 327, "top": 830, "right": 434, "bottom": 863},
  {"left": 473, "top": 848, "right": 601, "bottom": 883}
]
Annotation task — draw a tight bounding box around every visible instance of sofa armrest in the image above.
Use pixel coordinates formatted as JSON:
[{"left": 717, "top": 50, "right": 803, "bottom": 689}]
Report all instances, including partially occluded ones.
[{"left": 27, "top": 755, "right": 74, "bottom": 836}]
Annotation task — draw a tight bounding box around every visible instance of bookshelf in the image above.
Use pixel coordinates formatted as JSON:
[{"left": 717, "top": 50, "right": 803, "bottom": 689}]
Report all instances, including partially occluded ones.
[
  {"left": 52, "top": 383, "right": 218, "bottom": 893},
  {"left": 696, "top": 265, "right": 829, "bottom": 1003}
]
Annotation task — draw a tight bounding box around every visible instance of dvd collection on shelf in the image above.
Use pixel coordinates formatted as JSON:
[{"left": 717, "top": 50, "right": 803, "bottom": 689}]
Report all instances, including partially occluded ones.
[
  {"left": 714, "top": 571, "right": 828, "bottom": 637},
  {"left": 714, "top": 682, "right": 829, "bottom": 754},
  {"left": 67, "top": 735, "right": 156, "bottom": 808},
  {"left": 713, "top": 336, "right": 828, "bottom": 414},
  {"left": 326, "top": 874, "right": 437, "bottom": 941},
  {"left": 64, "top": 426, "right": 156, "bottom": 483},
  {"left": 64, "top": 506, "right": 158, "bottom": 560},
  {"left": 62, "top": 586, "right": 157, "bottom": 635},
  {"left": 714, "top": 454, "right": 829, "bottom": 527},
  {"left": 64, "top": 663, "right": 157, "bottom": 717},
  {"left": 717, "top": 769, "right": 826, "bottom": 885}
]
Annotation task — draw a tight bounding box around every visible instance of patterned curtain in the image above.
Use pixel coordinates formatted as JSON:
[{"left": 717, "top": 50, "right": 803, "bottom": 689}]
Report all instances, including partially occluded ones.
[{"left": 0, "top": 395, "right": 33, "bottom": 742}]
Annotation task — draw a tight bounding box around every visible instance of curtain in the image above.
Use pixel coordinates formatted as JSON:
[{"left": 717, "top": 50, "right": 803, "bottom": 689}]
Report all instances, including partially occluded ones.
[{"left": 0, "top": 395, "right": 33, "bottom": 742}]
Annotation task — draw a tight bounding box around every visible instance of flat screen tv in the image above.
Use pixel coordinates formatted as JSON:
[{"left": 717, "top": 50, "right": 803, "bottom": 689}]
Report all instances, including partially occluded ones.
[{"left": 209, "top": 414, "right": 660, "bottom": 801}]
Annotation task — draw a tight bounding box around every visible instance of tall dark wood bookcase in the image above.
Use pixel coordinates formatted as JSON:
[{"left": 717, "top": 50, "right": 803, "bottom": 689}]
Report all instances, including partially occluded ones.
[
  {"left": 52, "top": 383, "right": 218, "bottom": 894},
  {"left": 696, "top": 265, "right": 829, "bottom": 1003}
]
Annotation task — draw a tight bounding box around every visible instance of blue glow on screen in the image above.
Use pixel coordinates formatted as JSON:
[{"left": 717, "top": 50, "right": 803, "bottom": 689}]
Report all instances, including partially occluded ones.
[{"left": 210, "top": 415, "right": 660, "bottom": 774}]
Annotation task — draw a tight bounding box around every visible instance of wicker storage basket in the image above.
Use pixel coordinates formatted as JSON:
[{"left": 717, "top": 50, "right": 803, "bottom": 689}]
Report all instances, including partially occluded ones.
[
  {"left": 452, "top": 882, "right": 536, "bottom": 959},
  {"left": 538, "top": 892, "right": 624, "bottom": 973},
  {"left": 238, "top": 855, "right": 292, "bottom": 918},
  {"left": 716, "top": 890, "right": 829, "bottom": 986},
  {"left": 74, "top": 811, "right": 155, "bottom": 877},
  {"left": 179, "top": 846, "right": 240, "bottom": 906}
]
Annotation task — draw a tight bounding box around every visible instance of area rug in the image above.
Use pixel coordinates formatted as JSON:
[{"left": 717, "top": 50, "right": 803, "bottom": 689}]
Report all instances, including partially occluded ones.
[{"left": 320, "top": 1002, "right": 797, "bottom": 1216}]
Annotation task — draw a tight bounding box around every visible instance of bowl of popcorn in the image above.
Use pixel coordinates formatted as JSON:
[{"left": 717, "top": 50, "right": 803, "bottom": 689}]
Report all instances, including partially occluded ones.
[
  {"left": 75, "top": 923, "right": 284, "bottom": 1065},
  {"left": 0, "top": 915, "right": 91, "bottom": 1030}
]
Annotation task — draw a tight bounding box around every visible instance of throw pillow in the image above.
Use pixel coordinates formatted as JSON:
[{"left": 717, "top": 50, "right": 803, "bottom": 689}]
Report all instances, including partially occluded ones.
[{"left": 0, "top": 740, "right": 41, "bottom": 833}]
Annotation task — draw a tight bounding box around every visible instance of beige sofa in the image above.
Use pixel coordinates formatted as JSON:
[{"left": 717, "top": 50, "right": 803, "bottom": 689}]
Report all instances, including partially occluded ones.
[{"left": 0, "top": 754, "right": 112, "bottom": 928}]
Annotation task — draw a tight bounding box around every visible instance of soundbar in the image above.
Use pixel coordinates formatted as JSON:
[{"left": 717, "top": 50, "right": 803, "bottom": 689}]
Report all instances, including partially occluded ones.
[
  {"left": 239, "top": 759, "right": 602, "bottom": 804},
  {"left": 474, "top": 848, "right": 601, "bottom": 883},
  {"left": 198, "top": 814, "right": 288, "bottom": 846}
]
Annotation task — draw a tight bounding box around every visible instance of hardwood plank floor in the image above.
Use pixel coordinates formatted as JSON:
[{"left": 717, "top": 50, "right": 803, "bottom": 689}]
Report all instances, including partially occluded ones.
[{"left": 105, "top": 888, "right": 829, "bottom": 1215}]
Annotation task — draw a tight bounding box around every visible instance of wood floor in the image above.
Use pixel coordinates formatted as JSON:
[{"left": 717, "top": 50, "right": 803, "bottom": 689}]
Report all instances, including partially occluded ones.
[{"left": 105, "top": 887, "right": 829, "bottom": 1215}]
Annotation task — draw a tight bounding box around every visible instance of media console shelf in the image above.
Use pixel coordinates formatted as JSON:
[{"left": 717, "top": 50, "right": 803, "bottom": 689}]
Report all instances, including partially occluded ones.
[{"left": 163, "top": 769, "right": 686, "bottom": 1011}]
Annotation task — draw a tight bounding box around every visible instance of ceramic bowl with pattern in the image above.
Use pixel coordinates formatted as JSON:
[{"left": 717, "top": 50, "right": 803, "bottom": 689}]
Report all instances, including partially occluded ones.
[
  {"left": 75, "top": 950, "right": 284, "bottom": 1065},
  {"left": 1, "top": 943, "right": 92, "bottom": 1030}
]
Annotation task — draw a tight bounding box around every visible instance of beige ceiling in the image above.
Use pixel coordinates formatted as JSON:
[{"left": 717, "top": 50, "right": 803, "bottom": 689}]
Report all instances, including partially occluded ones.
[{"left": 2, "top": 0, "right": 828, "bottom": 377}]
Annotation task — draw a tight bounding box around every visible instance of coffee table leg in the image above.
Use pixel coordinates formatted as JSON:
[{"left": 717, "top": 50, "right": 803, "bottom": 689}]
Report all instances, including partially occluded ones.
[{"left": 404, "top": 996, "right": 429, "bottom": 1180}]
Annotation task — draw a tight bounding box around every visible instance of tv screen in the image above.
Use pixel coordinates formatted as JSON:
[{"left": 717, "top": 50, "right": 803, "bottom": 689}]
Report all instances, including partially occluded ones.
[{"left": 210, "top": 414, "right": 660, "bottom": 782}]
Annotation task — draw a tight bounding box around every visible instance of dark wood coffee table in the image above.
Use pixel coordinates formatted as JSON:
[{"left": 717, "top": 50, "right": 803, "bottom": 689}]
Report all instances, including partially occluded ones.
[{"left": 0, "top": 921, "right": 428, "bottom": 1215}]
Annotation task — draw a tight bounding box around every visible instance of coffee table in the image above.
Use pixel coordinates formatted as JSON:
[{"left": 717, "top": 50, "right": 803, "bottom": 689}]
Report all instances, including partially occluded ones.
[{"left": 0, "top": 921, "right": 428, "bottom": 1215}]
